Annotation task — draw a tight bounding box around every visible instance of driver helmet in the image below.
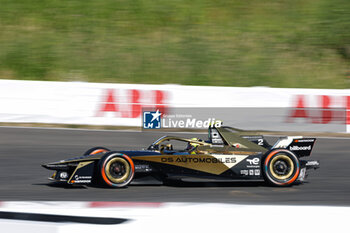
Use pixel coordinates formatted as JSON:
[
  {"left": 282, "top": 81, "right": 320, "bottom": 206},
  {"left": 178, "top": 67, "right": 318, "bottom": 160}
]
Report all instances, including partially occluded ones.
[
  {"left": 187, "top": 138, "right": 201, "bottom": 151},
  {"left": 165, "top": 143, "right": 173, "bottom": 151}
]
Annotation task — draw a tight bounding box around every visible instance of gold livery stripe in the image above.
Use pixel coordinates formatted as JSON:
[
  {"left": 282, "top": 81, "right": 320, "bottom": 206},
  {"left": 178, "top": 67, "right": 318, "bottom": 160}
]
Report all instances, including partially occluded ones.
[
  {"left": 68, "top": 161, "right": 94, "bottom": 183},
  {"left": 133, "top": 154, "right": 248, "bottom": 175}
]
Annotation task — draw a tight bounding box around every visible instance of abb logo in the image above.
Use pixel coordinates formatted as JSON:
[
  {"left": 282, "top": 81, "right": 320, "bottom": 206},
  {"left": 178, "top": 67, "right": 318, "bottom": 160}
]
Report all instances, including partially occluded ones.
[
  {"left": 287, "top": 95, "right": 350, "bottom": 124},
  {"left": 96, "top": 89, "right": 169, "bottom": 118}
]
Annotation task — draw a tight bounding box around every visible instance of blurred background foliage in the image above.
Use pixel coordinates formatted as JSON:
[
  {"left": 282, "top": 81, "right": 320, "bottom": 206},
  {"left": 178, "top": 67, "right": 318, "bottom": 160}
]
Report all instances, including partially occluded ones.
[{"left": 0, "top": 0, "right": 349, "bottom": 88}]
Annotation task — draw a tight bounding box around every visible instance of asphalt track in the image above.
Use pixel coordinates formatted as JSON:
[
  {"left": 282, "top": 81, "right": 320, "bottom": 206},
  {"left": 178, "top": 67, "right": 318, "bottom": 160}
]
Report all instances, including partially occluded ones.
[{"left": 0, "top": 127, "right": 349, "bottom": 206}]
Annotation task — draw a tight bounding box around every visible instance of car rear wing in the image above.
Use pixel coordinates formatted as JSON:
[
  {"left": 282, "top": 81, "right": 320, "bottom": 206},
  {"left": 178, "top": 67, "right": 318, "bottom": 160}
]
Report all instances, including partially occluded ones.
[{"left": 273, "top": 137, "right": 316, "bottom": 157}]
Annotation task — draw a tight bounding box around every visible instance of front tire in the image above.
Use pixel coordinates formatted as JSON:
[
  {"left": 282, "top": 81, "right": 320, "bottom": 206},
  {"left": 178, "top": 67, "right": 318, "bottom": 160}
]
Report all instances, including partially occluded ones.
[
  {"left": 98, "top": 152, "right": 135, "bottom": 188},
  {"left": 263, "top": 149, "right": 300, "bottom": 186}
]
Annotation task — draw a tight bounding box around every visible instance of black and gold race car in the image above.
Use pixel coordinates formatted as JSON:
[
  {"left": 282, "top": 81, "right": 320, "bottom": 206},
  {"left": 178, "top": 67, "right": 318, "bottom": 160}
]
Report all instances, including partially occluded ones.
[{"left": 42, "top": 125, "right": 319, "bottom": 187}]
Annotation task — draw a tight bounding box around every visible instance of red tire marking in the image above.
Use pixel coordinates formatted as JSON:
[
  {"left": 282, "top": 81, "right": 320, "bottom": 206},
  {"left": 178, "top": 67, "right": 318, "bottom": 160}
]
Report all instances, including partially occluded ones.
[
  {"left": 101, "top": 158, "right": 113, "bottom": 186},
  {"left": 90, "top": 149, "right": 108, "bottom": 155},
  {"left": 265, "top": 149, "right": 300, "bottom": 186},
  {"left": 122, "top": 155, "right": 135, "bottom": 173},
  {"left": 101, "top": 154, "right": 135, "bottom": 187}
]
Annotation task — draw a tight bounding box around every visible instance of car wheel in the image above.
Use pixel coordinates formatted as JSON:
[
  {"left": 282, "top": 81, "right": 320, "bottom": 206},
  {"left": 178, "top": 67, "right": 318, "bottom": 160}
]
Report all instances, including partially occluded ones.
[
  {"left": 84, "top": 146, "right": 110, "bottom": 156},
  {"left": 263, "top": 149, "right": 300, "bottom": 186},
  {"left": 98, "top": 152, "right": 135, "bottom": 188}
]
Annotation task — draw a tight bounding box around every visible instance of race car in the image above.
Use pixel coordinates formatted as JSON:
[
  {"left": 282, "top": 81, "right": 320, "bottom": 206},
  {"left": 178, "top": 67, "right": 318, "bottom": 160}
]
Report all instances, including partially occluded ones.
[{"left": 42, "top": 125, "right": 320, "bottom": 187}]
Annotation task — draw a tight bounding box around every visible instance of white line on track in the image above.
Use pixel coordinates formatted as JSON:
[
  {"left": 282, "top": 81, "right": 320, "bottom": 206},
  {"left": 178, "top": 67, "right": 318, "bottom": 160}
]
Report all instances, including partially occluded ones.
[{"left": 1, "top": 201, "right": 350, "bottom": 233}]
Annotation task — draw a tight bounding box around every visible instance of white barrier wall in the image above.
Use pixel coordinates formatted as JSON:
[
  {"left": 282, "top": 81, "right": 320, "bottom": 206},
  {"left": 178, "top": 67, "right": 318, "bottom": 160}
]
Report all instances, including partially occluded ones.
[
  {"left": 0, "top": 201, "right": 349, "bottom": 233},
  {"left": 0, "top": 79, "right": 349, "bottom": 131}
]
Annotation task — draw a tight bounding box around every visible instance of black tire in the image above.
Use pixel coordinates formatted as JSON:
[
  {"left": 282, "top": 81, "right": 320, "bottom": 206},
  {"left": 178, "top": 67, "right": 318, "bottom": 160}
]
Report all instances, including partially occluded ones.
[
  {"left": 97, "top": 152, "right": 135, "bottom": 188},
  {"left": 84, "top": 147, "right": 110, "bottom": 156},
  {"left": 262, "top": 149, "right": 300, "bottom": 186}
]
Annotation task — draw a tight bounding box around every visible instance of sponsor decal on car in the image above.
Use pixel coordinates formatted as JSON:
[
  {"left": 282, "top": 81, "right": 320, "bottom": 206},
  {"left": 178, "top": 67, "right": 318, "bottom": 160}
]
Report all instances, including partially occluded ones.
[
  {"left": 59, "top": 172, "right": 68, "bottom": 179},
  {"left": 247, "top": 158, "right": 259, "bottom": 165},
  {"left": 71, "top": 175, "right": 92, "bottom": 184},
  {"left": 74, "top": 175, "right": 92, "bottom": 180},
  {"left": 135, "top": 164, "right": 152, "bottom": 172},
  {"left": 133, "top": 154, "right": 248, "bottom": 175},
  {"left": 289, "top": 145, "right": 312, "bottom": 151},
  {"left": 246, "top": 157, "right": 260, "bottom": 168},
  {"left": 160, "top": 157, "right": 237, "bottom": 164},
  {"left": 240, "top": 170, "right": 249, "bottom": 175},
  {"left": 306, "top": 161, "right": 320, "bottom": 166},
  {"left": 254, "top": 169, "right": 260, "bottom": 176},
  {"left": 295, "top": 139, "right": 315, "bottom": 143},
  {"left": 240, "top": 169, "right": 260, "bottom": 176},
  {"left": 73, "top": 180, "right": 91, "bottom": 184}
]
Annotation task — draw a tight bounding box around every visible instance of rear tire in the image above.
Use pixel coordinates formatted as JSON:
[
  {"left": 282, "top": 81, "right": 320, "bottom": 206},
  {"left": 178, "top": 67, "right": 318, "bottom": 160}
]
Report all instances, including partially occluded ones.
[
  {"left": 84, "top": 147, "right": 110, "bottom": 156},
  {"left": 98, "top": 152, "right": 135, "bottom": 188},
  {"left": 263, "top": 149, "right": 300, "bottom": 186}
]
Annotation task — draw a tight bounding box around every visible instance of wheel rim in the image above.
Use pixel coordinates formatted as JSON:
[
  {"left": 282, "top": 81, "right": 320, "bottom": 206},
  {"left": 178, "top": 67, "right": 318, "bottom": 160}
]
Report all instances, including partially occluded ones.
[
  {"left": 105, "top": 158, "right": 130, "bottom": 184},
  {"left": 269, "top": 154, "right": 294, "bottom": 180}
]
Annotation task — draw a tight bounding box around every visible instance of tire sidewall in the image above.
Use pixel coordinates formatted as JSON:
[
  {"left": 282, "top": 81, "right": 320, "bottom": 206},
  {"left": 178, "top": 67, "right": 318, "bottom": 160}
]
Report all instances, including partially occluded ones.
[
  {"left": 263, "top": 149, "right": 300, "bottom": 186},
  {"left": 98, "top": 152, "right": 135, "bottom": 188}
]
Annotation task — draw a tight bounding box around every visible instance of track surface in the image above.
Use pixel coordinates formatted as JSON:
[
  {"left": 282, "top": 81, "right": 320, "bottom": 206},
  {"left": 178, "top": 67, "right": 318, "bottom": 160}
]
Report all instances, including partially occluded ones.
[{"left": 0, "top": 127, "right": 349, "bottom": 205}]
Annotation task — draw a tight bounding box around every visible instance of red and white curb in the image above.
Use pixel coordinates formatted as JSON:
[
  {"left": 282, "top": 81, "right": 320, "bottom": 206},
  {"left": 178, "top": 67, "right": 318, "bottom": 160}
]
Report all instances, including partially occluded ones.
[{"left": 0, "top": 201, "right": 349, "bottom": 233}]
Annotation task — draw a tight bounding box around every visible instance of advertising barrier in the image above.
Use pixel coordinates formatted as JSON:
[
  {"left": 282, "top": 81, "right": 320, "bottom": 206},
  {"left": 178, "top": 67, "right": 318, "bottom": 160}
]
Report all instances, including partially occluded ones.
[{"left": 0, "top": 79, "right": 349, "bottom": 132}]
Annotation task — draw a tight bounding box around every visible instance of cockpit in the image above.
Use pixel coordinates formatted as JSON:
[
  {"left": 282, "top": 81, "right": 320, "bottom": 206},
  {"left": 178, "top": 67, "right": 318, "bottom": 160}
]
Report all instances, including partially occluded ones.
[{"left": 147, "top": 136, "right": 210, "bottom": 154}]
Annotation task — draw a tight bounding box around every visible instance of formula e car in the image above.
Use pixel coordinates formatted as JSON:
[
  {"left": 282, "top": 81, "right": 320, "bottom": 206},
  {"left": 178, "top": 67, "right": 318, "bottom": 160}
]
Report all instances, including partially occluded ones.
[{"left": 42, "top": 125, "right": 320, "bottom": 187}]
